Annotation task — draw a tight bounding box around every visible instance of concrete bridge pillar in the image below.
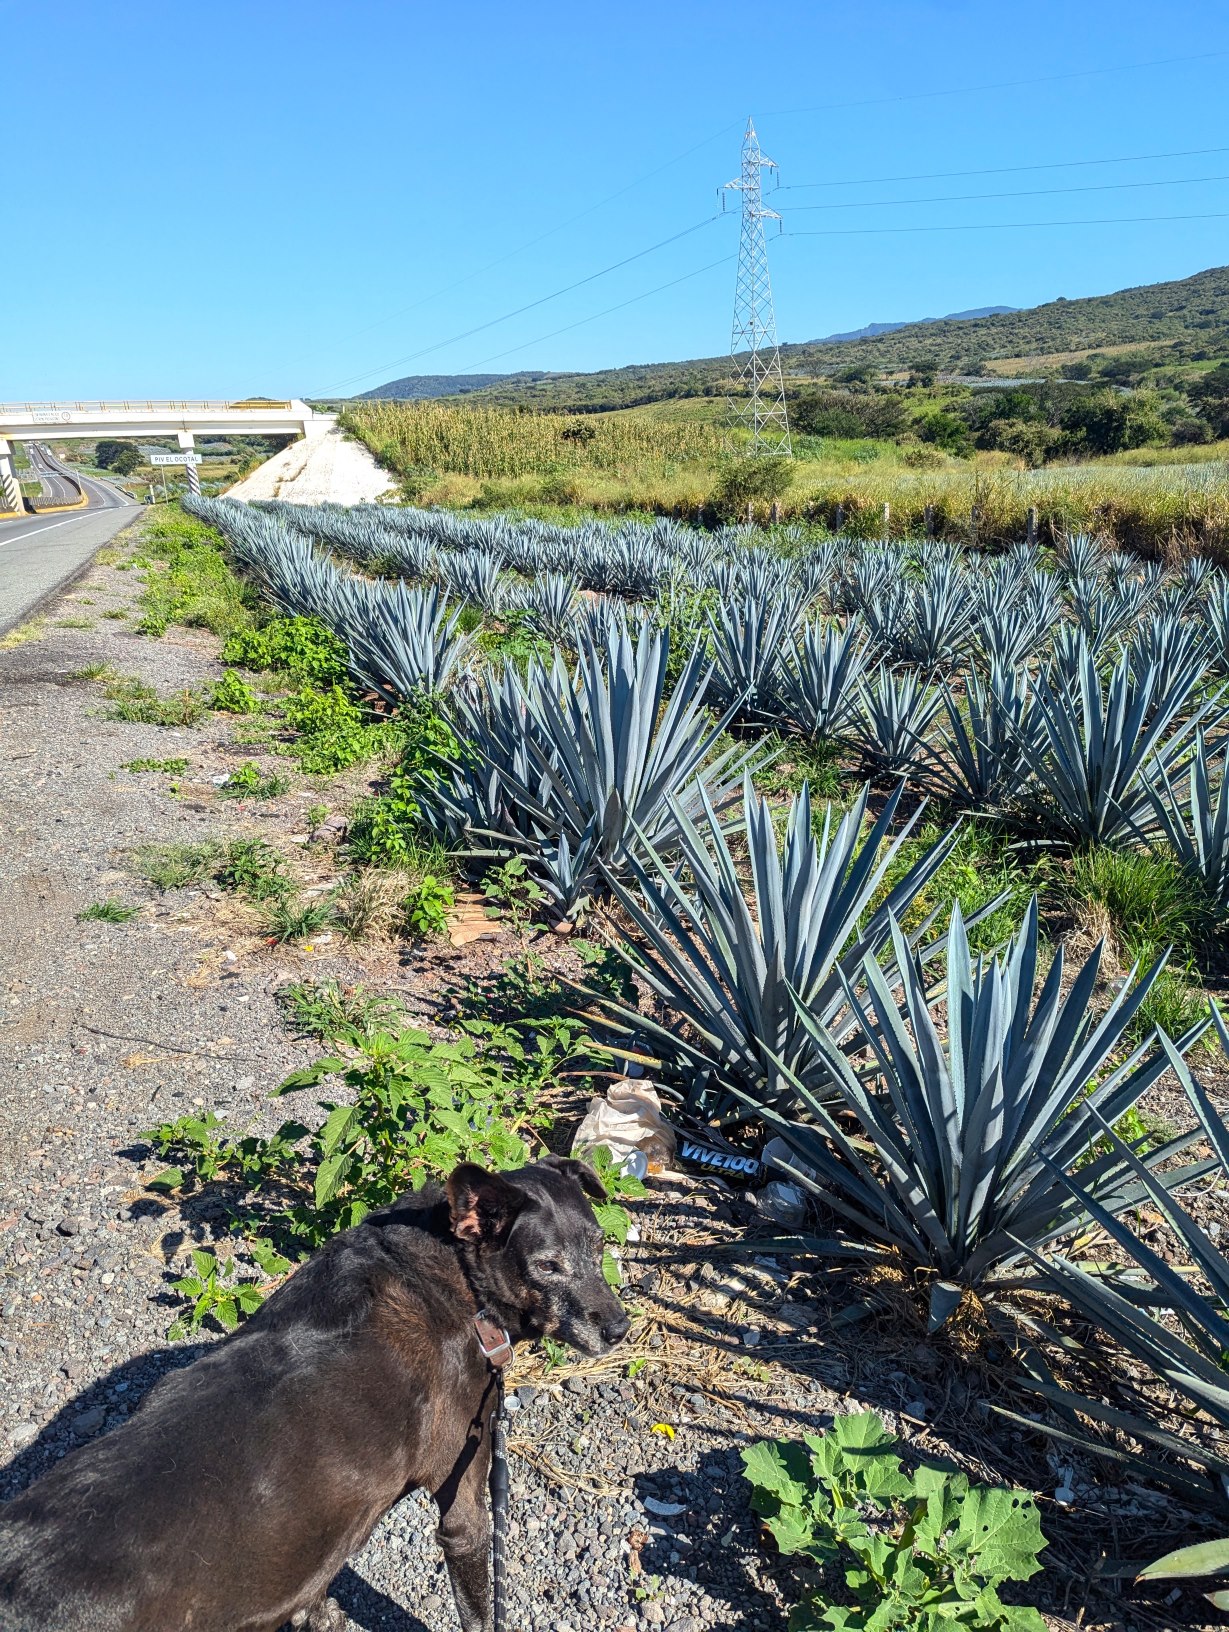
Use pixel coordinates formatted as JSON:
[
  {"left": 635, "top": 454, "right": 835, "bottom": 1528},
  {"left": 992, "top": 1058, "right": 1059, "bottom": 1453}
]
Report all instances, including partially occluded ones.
[
  {"left": 0, "top": 439, "right": 23, "bottom": 515},
  {"left": 177, "top": 430, "right": 201, "bottom": 498}
]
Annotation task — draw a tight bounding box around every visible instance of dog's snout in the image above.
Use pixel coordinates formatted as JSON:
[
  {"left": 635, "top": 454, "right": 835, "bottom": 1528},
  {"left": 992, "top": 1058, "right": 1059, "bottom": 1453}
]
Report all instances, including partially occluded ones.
[{"left": 601, "top": 1313, "right": 631, "bottom": 1347}]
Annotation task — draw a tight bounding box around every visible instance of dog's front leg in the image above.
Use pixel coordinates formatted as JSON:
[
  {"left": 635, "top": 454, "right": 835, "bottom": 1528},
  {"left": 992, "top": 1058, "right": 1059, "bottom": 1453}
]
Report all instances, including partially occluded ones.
[{"left": 435, "top": 1421, "right": 494, "bottom": 1632}]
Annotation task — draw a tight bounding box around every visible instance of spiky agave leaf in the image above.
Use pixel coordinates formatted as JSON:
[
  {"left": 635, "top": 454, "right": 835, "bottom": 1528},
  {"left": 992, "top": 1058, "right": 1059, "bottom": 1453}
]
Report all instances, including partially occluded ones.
[
  {"left": 705, "top": 588, "right": 808, "bottom": 717},
  {"left": 765, "top": 899, "right": 1199, "bottom": 1325},
  {"left": 919, "top": 664, "right": 1037, "bottom": 809},
  {"left": 893, "top": 564, "right": 978, "bottom": 672},
  {"left": 1145, "top": 729, "right": 1229, "bottom": 921},
  {"left": 595, "top": 779, "right": 964, "bottom": 1118},
  {"left": 847, "top": 664, "right": 940, "bottom": 776},
  {"left": 1018, "top": 633, "right": 1223, "bottom": 845},
  {"left": 1005, "top": 1037, "right": 1227, "bottom": 1494},
  {"left": 438, "top": 621, "right": 767, "bottom": 914},
  {"left": 1128, "top": 611, "right": 1215, "bottom": 699},
  {"left": 771, "top": 619, "right": 871, "bottom": 742}
]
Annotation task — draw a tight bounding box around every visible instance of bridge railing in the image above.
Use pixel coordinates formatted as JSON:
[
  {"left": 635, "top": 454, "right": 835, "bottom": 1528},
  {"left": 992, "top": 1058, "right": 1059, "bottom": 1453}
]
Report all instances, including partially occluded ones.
[{"left": 0, "top": 401, "right": 296, "bottom": 415}]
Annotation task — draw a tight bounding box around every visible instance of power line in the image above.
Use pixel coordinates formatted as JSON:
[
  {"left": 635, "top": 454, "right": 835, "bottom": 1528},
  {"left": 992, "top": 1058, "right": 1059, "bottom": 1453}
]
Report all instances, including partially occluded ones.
[
  {"left": 782, "top": 170, "right": 1229, "bottom": 213},
  {"left": 765, "top": 47, "right": 1229, "bottom": 117},
  {"left": 317, "top": 121, "right": 741, "bottom": 362},
  {"left": 455, "top": 255, "right": 735, "bottom": 373},
  {"left": 315, "top": 215, "right": 724, "bottom": 394},
  {"left": 783, "top": 209, "right": 1229, "bottom": 238},
  {"left": 782, "top": 144, "right": 1229, "bottom": 191}
]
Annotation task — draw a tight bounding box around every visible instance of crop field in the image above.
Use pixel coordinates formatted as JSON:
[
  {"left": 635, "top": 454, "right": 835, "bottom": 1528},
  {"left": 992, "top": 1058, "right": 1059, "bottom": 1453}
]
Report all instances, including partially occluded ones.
[
  {"left": 174, "top": 489, "right": 1229, "bottom": 1618},
  {"left": 342, "top": 398, "right": 1229, "bottom": 553}
]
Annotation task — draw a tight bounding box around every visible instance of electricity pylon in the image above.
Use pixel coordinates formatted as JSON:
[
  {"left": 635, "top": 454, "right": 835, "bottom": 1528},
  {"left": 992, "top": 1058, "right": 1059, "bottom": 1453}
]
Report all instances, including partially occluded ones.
[{"left": 723, "top": 117, "right": 791, "bottom": 456}]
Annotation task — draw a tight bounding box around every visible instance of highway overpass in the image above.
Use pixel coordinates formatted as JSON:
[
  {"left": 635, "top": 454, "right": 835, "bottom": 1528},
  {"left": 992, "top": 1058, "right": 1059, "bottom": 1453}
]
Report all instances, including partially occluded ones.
[{"left": 0, "top": 400, "right": 329, "bottom": 509}]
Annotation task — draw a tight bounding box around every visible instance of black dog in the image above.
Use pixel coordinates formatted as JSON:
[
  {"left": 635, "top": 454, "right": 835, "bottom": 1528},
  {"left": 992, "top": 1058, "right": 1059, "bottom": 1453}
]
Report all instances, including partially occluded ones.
[{"left": 0, "top": 1156, "right": 629, "bottom": 1631}]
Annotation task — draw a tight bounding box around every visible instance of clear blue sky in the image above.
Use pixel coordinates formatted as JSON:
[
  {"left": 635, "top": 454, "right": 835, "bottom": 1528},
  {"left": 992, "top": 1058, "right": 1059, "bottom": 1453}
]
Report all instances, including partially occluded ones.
[{"left": 5, "top": 0, "right": 1229, "bottom": 399}]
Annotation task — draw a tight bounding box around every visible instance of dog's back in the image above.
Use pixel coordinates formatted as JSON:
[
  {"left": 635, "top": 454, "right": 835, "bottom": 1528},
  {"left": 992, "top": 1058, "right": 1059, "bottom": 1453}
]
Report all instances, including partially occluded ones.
[
  {"left": 0, "top": 1157, "right": 627, "bottom": 1632},
  {"left": 0, "top": 1195, "right": 468, "bottom": 1632}
]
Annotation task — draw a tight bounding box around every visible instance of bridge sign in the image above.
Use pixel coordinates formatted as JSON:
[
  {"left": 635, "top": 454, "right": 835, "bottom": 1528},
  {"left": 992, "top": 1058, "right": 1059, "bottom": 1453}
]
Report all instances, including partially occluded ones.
[
  {"left": 149, "top": 452, "right": 203, "bottom": 466},
  {"left": 31, "top": 409, "right": 72, "bottom": 423}
]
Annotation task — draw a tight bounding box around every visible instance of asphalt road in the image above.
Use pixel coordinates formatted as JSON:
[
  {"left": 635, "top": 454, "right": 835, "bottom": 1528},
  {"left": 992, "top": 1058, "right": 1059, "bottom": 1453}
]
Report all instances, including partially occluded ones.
[
  {"left": 0, "top": 449, "right": 140, "bottom": 634},
  {"left": 24, "top": 441, "right": 88, "bottom": 507}
]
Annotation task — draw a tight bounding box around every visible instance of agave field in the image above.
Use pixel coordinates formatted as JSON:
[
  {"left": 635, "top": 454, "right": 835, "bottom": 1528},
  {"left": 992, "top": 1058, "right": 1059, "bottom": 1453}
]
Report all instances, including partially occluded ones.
[{"left": 185, "top": 491, "right": 1229, "bottom": 1526}]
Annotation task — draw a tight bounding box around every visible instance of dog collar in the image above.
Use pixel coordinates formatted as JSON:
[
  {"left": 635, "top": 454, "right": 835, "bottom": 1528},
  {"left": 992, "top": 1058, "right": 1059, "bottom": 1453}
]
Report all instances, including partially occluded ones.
[{"left": 474, "top": 1309, "right": 514, "bottom": 1369}]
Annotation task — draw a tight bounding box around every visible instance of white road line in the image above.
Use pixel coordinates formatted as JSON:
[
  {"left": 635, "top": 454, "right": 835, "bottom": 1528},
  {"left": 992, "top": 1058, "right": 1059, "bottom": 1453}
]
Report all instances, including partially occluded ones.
[{"left": 0, "top": 515, "right": 85, "bottom": 549}]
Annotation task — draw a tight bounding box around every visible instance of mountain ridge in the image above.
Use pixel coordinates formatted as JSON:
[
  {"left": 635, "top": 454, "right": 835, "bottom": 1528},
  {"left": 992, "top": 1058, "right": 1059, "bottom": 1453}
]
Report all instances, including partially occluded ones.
[{"left": 352, "top": 264, "right": 1229, "bottom": 412}]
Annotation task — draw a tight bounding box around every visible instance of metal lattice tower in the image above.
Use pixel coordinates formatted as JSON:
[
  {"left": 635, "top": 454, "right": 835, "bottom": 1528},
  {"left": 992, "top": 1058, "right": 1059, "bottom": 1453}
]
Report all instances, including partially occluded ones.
[{"left": 723, "top": 118, "right": 791, "bottom": 456}]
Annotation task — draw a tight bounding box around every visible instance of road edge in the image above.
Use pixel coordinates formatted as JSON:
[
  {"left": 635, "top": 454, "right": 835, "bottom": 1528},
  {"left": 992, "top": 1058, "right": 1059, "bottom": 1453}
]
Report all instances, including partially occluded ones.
[{"left": 0, "top": 509, "right": 143, "bottom": 640}]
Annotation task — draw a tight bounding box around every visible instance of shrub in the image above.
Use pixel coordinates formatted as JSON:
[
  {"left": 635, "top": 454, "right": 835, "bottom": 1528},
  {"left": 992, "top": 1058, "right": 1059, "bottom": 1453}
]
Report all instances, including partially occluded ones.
[{"left": 709, "top": 455, "right": 794, "bottom": 520}]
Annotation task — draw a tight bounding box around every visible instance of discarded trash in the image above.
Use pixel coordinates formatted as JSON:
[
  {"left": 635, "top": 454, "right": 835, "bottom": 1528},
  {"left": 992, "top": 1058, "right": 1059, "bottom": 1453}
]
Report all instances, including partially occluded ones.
[
  {"left": 572, "top": 1081, "right": 675, "bottom": 1175},
  {"left": 676, "top": 1134, "right": 761, "bottom": 1180},
  {"left": 761, "top": 1136, "right": 818, "bottom": 1184},
  {"left": 642, "top": 1496, "right": 686, "bottom": 1517},
  {"left": 756, "top": 1180, "right": 808, "bottom": 1227},
  {"left": 648, "top": 1425, "right": 676, "bottom": 1443},
  {"left": 210, "top": 774, "right": 230, "bottom": 787}
]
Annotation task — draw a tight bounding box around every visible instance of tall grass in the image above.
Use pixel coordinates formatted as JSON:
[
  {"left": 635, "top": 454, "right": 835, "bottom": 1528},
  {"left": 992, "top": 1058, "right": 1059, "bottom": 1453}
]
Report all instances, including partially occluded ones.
[
  {"left": 342, "top": 400, "right": 722, "bottom": 481},
  {"left": 343, "top": 399, "right": 1229, "bottom": 551}
]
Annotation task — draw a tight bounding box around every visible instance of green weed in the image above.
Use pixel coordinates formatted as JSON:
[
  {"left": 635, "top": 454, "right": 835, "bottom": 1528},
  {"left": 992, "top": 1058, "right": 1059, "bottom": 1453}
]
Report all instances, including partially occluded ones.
[
  {"left": 77, "top": 899, "right": 140, "bottom": 924},
  {"left": 122, "top": 757, "right": 190, "bottom": 775},
  {"left": 742, "top": 1411, "right": 1046, "bottom": 1632},
  {"left": 276, "top": 980, "right": 408, "bottom": 1045},
  {"left": 217, "top": 762, "right": 290, "bottom": 800},
  {"left": 221, "top": 615, "right": 349, "bottom": 686},
  {"left": 403, "top": 874, "right": 455, "bottom": 936},
  {"left": 1069, "top": 845, "right": 1208, "bottom": 959},
  {"left": 132, "top": 841, "right": 225, "bottom": 890},
  {"left": 262, "top": 894, "right": 337, "bottom": 944},
  {"left": 135, "top": 508, "right": 257, "bottom": 640},
  {"left": 216, "top": 838, "right": 291, "bottom": 902},
  {"left": 210, "top": 669, "right": 260, "bottom": 714},
  {"left": 101, "top": 673, "right": 206, "bottom": 727}
]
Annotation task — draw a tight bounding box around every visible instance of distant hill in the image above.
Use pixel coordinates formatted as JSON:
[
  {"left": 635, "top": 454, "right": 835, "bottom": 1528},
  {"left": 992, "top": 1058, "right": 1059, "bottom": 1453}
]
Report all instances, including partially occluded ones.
[
  {"left": 405, "top": 264, "right": 1229, "bottom": 412},
  {"left": 809, "top": 305, "right": 1018, "bottom": 345},
  {"left": 356, "top": 371, "right": 554, "bottom": 401}
]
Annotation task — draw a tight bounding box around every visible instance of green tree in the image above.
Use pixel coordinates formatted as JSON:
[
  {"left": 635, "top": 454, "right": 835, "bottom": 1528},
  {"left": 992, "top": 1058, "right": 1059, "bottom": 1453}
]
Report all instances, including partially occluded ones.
[
  {"left": 95, "top": 439, "right": 130, "bottom": 470},
  {"left": 1058, "top": 390, "right": 1129, "bottom": 456},
  {"left": 109, "top": 446, "right": 142, "bottom": 475}
]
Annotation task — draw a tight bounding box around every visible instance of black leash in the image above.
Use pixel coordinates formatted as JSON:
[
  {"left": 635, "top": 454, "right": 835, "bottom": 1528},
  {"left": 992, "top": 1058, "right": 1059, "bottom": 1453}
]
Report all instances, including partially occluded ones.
[
  {"left": 474, "top": 1309, "right": 514, "bottom": 1632},
  {"left": 489, "top": 1370, "right": 509, "bottom": 1632}
]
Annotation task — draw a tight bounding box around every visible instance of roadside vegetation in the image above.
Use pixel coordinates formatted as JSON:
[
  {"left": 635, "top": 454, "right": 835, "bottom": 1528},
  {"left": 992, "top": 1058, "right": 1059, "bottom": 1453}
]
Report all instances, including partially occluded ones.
[{"left": 68, "top": 490, "right": 1229, "bottom": 1629}]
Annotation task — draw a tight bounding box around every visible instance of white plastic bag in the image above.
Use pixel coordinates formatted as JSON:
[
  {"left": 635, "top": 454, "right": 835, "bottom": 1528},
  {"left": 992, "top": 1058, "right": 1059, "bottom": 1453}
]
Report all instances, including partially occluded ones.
[{"left": 571, "top": 1080, "right": 676, "bottom": 1176}]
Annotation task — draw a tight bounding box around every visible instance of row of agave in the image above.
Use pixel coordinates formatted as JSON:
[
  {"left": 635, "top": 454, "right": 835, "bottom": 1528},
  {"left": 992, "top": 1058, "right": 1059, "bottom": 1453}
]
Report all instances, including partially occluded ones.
[{"left": 190, "top": 493, "right": 1229, "bottom": 1507}]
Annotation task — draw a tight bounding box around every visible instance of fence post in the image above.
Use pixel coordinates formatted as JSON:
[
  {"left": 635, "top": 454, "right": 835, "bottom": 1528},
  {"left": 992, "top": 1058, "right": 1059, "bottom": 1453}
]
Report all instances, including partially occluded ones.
[
  {"left": 970, "top": 504, "right": 980, "bottom": 547},
  {"left": 1027, "top": 506, "right": 1038, "bottom": 548},
  {"left": 924, "top": 503, "right": 936, "bottom": 538},
  {"left": 746, "top": 500, "right": 754, "bottom": 525},
  {"left": 834, "top": 503, "right": 844, "bottom": 533},
  {"left": 770, "top": 500, "right": 781, "bottom": 524},
  {"left": 882, "top": 501, "right": 890, "bottom": 540}
]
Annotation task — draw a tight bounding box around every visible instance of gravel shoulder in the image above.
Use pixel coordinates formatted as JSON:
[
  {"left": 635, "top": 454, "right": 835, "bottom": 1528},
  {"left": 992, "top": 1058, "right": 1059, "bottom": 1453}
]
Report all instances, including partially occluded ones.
[{"left": 0, "top": 526, "right": 1219, "bottom": 1632}]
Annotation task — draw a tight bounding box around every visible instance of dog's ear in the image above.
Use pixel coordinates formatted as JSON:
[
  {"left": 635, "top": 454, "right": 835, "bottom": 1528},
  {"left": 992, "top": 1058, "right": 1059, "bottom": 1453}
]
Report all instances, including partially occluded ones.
[
  {"left": 537, "top": 1154, "right": 607, "bottom": 1203},
  {"left": 447, "top": 1163, "right": 525, "bottom": 1246}
]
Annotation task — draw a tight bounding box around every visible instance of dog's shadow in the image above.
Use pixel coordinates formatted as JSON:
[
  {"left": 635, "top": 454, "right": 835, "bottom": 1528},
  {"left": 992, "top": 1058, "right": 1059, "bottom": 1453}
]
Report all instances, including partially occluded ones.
[{"left": 0, "top": 1346, "right": 429, "bottom": 1632}]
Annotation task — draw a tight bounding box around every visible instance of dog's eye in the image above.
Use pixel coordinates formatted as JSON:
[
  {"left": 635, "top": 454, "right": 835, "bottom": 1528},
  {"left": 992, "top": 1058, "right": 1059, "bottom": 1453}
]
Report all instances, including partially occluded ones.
[{"left": 538, "top": 1258, "right": 565, "bottom": 1276}]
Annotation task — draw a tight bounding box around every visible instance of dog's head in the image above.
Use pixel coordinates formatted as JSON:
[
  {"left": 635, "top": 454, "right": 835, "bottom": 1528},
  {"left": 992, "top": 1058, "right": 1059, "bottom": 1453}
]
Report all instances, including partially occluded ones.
[{"left": 447, "top": 1156, "right": 631, "bottom": 1357}]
